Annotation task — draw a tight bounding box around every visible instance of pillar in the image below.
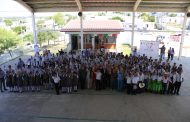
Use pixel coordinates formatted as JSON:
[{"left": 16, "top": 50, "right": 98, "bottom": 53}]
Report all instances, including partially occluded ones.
[
  {"left": 131, "top": 12, "right": 135, "bottom": 52},
  {"left": 92, "top": 34, "right": 96, "bottom": 50},
  {"left": 178, "top": 13, "right": 187, "bottom": 60},
  {"left": 80, "top": 13, "right": 84, "bottom": 50},
  {"left": 32, "top": 13, "right": 37, "bottom": 46}
]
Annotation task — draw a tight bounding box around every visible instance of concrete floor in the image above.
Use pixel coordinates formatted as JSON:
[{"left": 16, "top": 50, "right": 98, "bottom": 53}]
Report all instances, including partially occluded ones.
[
  {"left": 0, "top": 90, "right": 190, "bottom": 122},
  {"left": 0, "top": 56, "right": 190, "bottom": 122}
]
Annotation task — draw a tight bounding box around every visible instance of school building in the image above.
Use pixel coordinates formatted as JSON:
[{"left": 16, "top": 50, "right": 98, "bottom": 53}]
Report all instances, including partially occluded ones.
[{"left": 61, "top": 19, "right": 124, "bottom": 51}]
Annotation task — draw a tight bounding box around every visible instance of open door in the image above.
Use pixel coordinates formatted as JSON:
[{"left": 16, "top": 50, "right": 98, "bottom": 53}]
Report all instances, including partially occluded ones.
[{"left": 71, "top": 35, "right": 78, "bottom": 50}]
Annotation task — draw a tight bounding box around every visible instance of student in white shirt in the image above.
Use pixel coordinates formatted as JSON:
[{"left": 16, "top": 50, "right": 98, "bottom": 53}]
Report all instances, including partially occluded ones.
[
  {"left": 95, "top": 69, "right": 102, "bottom": 90},
  {"left": 174, "top": 72, "right": 184, "bottom": 95},
  {"left": 132, "top": 72, "right": 139, "bottom": 95},
  {"left": 138, "top": 72, "right": 145, "bottom": 93},
  {"left": 162, "top": 73, "right": 169, "bottom": 94},
  {"left": 52, "top": 72, "right": 60, "bottom": 95},
  {"left": 126, "top": 73, "right": 132, "bottom": 94},
  {"left": 167, "top": 71, "right": 177, "bottom": 94}
]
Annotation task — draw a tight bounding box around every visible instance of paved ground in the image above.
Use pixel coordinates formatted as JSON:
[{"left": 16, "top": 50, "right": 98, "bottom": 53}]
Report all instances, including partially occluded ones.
[{"left": 0, "top": 56, "right": 190, "bottom": 122}]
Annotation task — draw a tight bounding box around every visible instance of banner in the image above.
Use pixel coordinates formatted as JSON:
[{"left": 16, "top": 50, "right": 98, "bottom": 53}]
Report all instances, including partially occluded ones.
[{"left": 139, "top": 40, "right": 160, "bottom": 58}]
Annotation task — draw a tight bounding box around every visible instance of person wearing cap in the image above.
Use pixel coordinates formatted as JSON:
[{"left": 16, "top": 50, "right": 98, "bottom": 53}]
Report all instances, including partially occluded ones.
[{"left": 0, "top": 68, "right": 7, "bottom": 92}]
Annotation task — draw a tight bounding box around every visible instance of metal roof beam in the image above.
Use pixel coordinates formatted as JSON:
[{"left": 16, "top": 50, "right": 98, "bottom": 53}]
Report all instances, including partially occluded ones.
[
  {"left": 142, "top": 0, "right": 190, "bottom": 4},
  {"left": 14, "top": 0, "right": 33, "bottom": 12},
  {"left": 138, "top": 7, "right": 186, "bottom": 12},
  {"left": 134, "top": 0, "right": 142, "bottom": 11},
  {"left": 75, "top": 0, "right": 82, "bottom": 12},
  {"left": 25, "top": 0, "right": 75, "bottom": 4}
]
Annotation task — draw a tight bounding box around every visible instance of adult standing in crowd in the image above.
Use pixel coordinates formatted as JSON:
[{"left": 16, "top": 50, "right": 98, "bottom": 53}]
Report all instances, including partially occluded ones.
[
  {"left": 167, "top": 47, "right": 172, "bottom": 60},
  {"left": 160, "top": 45, "right": 166, "bottom": 60},
  {"left": 174, "top": 71, "right": 184, "bottom": 95},
  {"left": 170, "top": 48, "right": 175, "bottom": 61},
  {"left": 0, "top": 68, "right": 7, "bottom": 92}
]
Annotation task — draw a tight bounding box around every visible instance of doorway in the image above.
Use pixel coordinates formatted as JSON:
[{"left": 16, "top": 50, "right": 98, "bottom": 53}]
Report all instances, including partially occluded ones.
[
  {"left": 95, "top": 36, "right": 100, "bottom": 49},
  {"left": 71, "top": 35, "right": 78, "bottom": 50}
]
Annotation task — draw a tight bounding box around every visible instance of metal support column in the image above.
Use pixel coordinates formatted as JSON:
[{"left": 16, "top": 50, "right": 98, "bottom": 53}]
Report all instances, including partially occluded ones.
[
  {"left": 131, "top": 12, "right": 135, "bottom": 52},
  {"left": 32, "top": 13, "right": 37, "bottom": 46},
  {"left": 178, "top": 13, "right": 187, "bottom": 60},
  {"left": 92, "top": 35, "right": 95, "bottom": 50},
  {"left": 80, "top": 14, "right": 84, "bottom": 50}
]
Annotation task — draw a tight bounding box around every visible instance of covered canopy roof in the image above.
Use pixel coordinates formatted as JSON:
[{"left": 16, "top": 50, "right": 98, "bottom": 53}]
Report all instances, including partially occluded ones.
[
  {"left": 60, "top": 19, "right": 124, "bottom": 32},
  {"left": 15, "top": 0, "right": 190, "bottom": 13}
]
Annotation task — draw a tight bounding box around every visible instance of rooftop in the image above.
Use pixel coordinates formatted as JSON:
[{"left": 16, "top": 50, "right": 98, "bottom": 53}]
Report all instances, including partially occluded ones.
[{"left": 60, "top": 19, "right": 124, "bottom": 32}]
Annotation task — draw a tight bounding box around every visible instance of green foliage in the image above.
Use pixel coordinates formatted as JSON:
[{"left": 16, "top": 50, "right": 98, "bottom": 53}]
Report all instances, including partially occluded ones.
[
  {"left": 65, "top": 14, "right": 77, "bottom": 24},
  {"left": 37, "top": 31, "right": 46, "bottom": 47},
  {"left": 111, "top": 16, "right": 124, "bottom": 22},
  {"left": 12, "top": 26, "right": 26, "bottom": 35},
  {"left": 148, "top": 16, "right": 155, "bottom": 22},
  {"left": 169, "top": 13, "right": 177, "bottom": 17},
  {"left": 140, "top": 13, "right": 155, "bottom": 22},
  {"left": 37, "top": 19, "right": 45, "bottom": 29},
  {"left": 23, "top": 33, "right": 33, "bottom": 43},
  {"left": 52, "top": 13, "right": 65, "bottom": 26},
  {"left": 4, "top": 19, "right": 13, "bottom": 26},
  {"left": 37, "top": 31, "right": 60, "bottom": 46},
  {"left": 0, "top": 28, "right": 20, "bottom": 53},
  {"left": 113, "top": 12, "right": 125, "bottom": 15},
  {"left": 98, "top": 12, "right": 106, "bottom": 16}
]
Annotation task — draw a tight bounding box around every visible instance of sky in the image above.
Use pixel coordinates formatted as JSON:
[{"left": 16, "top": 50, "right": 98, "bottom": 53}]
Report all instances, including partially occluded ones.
[
  {"left": 0, "top": 0, "right": 31, "bottom": 17},
  {"left": 0, "top": 0, "right": 59, "bottom": 17}
]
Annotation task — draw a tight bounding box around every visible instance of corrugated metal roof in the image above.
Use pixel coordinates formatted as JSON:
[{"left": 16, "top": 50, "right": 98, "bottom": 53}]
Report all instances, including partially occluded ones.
[
  {"left": 15, "top": 0, "right": 190, "bottom": 13},
  {"left": 60, "top": 19, "right": 124, "bottom": 32}
]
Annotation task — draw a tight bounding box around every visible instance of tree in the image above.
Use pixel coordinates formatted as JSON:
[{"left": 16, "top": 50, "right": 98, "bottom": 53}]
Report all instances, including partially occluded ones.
[
  {"left": 23, "top": 33, "right": 33, "bottom": 43},
  {"left": 12, "top": 26, "right": 26, "bottom": 35},
  {"left": 65, "top": 14, "right": 77, "bottom": 24},
  {"left": 37, "top": 19, "right": 45, "bottom": 30},
  {"left": 4, "top": 19, "right": 13, "bottom": 27},
  {"left": 37, "top": 31, "right": 60, "bottom": 46},
  {"left": 52, "top": 13, "right": 65, "bottom": 26},
  {"left": 37, "top": 31, "right": 47, "bottom": 47},
  {"left": 140, "top": 13, "right": 155, "bottom": 22},
  {"left": 0, "top": 28, "right": 20, "bottom": 53},
  {"left": 169, "top": 13, "right": 177, "bottom": 17},
  {"left": 140, "top": 13, "right": 149, "bottom": 22},
  {"left": 148, "top": 16, "right": 155, "bottom": 22},
  {"left": 46, "top": 31, "right": 60, "bottom": 45},
  {"left": 98, "top": 12, "right": 106, "bottom": 16},
  {"left": 111, "top": 16, "right": 124, "bottom": 22}
]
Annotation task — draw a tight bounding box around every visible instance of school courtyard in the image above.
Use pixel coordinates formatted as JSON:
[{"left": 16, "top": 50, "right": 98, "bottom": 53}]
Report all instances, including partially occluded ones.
[{"left": 0, "top": 56, "right": 190, "bottom": 122}]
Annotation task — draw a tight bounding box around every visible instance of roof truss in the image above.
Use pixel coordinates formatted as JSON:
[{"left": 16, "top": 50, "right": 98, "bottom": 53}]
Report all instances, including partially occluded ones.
[{"left": 14, "top": 0, "right": 190, "bottom": 13}]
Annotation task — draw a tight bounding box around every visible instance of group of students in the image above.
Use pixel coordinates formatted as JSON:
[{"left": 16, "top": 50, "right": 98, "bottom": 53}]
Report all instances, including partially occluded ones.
[{"left": 0, "top": 48, "right": 184, "bottom": 95}]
